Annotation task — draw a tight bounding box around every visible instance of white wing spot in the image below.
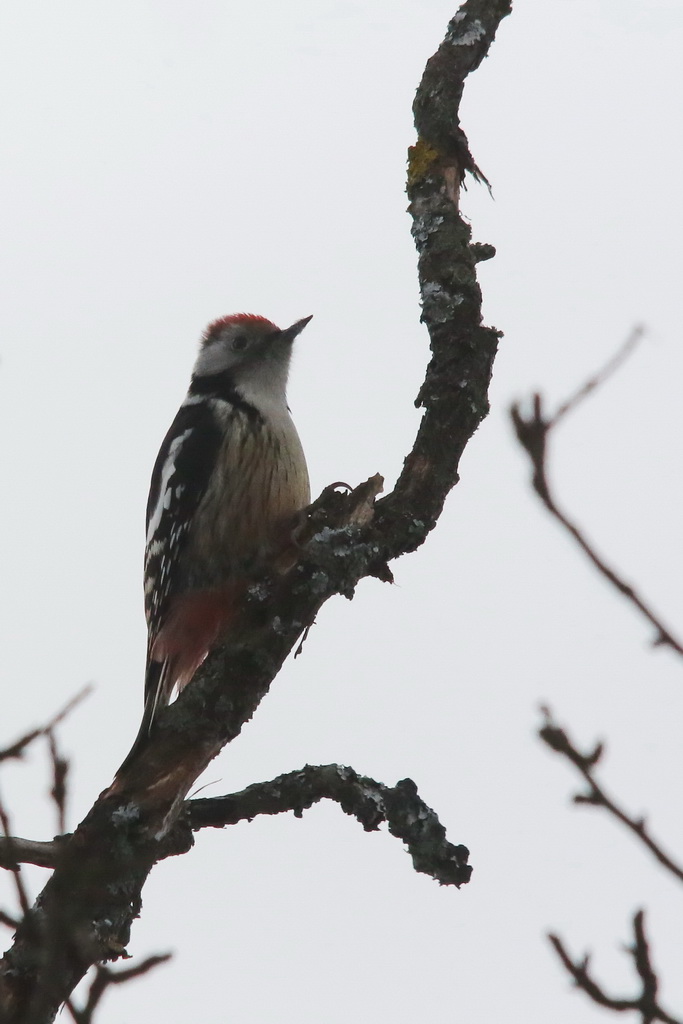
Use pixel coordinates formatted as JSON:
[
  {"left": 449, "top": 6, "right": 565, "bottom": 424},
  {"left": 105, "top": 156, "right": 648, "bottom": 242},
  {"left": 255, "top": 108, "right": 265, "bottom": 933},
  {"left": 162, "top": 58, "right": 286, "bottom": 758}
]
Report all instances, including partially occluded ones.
[{"left": 146, "top": 429, "right": 193, "bottom": 546}]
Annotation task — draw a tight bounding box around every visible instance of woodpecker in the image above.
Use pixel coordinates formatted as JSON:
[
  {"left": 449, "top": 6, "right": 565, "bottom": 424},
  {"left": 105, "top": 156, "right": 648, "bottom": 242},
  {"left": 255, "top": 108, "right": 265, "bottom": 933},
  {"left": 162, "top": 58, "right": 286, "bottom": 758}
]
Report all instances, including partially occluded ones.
[{"left": 122, "top": 312, "right": 312, "bottom": 766}]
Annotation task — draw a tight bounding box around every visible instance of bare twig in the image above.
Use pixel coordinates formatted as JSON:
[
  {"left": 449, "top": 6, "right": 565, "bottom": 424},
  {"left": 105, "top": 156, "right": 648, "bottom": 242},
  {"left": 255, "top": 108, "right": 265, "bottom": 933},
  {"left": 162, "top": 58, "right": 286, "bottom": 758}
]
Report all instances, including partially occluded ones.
[
  {"left": 65, "top": 955, "right": 171, "bottom": 1024},
  {"left": 551, "top": 326, "right": 644, "bottom": 426},
  {"left": 188, "top": 765, "right": 471, "bottom": 888},
  {"left": 539, "top": 709, "right": 683, "bottom": 883},
  {"left": 0, "top": 705, "right": 77, "bottom": 872},
  {"left": 510, "top": 334, "right": 683, "bottom": 657},
  {"left": 0, "top": 794, "right": 33, "bottom": 923},
  {"left": 0, "top": 687, "right": 92, "bottom": 764},
  {"left": 549, "top": 911, "right": 681, "bottom": 1024},
  {"left": 46, "top": 732, "right": 69, "bottom": 839}
]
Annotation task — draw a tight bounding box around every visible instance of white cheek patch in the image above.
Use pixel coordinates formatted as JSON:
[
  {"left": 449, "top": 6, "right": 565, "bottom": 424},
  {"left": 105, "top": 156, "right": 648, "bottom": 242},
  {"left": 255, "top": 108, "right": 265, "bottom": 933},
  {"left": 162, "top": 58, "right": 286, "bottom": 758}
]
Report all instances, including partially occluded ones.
[
  {"left": 146, "top": 429, "right": 193, "bottom": 546},
  {"left": 194, "top": 341, "right": 231, "bottom": 377}
]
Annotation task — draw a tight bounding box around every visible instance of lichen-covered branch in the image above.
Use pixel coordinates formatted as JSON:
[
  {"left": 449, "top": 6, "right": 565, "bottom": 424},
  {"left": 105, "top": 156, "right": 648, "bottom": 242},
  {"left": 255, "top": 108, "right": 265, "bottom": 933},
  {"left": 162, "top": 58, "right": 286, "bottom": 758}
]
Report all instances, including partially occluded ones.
[
  {"left": 411, "top": 0, "right": 513, "bottom": 186},
  {"left": 378, "top": 0, "right": 508, "bottom": 556},
  {"left": 0, "top": 3, "right": 509, "bottom": 1018},
  {"left": 188, "top": 765, "right": 471, "bottom": 887},
  {"left": 0, "top": 764, "right": 471, "bottom": 888},
  {"left": 549, "top": 911, "right": 681, "bottom": 1024}
]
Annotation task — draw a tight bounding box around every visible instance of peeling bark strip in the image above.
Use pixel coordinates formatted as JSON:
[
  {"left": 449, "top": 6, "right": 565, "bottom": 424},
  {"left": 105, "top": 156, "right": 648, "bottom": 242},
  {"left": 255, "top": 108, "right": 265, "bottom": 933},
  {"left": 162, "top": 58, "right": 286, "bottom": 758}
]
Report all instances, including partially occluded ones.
[{"left": 0, "top": 2, "right": 509, "bottom": 1019}]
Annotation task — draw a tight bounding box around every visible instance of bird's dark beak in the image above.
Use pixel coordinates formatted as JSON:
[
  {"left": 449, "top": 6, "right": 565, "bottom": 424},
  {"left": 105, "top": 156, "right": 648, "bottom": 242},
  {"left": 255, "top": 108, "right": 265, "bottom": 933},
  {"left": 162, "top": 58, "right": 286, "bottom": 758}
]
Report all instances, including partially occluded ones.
[{"left": 277, "top": 315, "right": 313, "bottom": 345}]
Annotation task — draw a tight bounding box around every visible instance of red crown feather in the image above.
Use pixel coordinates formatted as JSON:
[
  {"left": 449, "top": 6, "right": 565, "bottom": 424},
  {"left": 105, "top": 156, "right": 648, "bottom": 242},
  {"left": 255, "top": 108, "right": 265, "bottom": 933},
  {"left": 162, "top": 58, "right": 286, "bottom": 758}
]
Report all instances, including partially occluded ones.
[{"left": 202, "top": 313, "right": 276, "bottom": 343}]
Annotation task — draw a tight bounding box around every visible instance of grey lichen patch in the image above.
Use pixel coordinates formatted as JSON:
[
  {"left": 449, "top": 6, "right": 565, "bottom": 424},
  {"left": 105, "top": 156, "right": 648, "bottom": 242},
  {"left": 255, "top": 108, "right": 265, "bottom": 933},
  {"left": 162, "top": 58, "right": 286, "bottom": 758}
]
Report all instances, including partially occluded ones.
[
  {"left": 356, "top": 782, "right": 386, "bottom": 814},
  {"left": 246, "top": 581, "right": 269, "bottom": 603},
  {"left": 110, "top": 803, "right": 142, "bottom": 827},
  {"left": 308, "top": 570, "right": 331, "bottom": 595},
  {"left": 410, "top": 192, "right": 455, "bottom": 253},
  {"left": 421, "top": 281, "right": 465, "bottom": 323},
  {"left": 305, "top": 525, "right": 380, "bottom": 586},
  {"left": 309, "top": 532, "right": 385, "bottom": 581},
  {"left": 412, "top": 214, "right": 445, "bottom": 248},
  {"left": 447, "top": 16, "right": 486, "bottom": 47},
  {"left": 309, "top": 524, "right": 358, "bottom": 548}
]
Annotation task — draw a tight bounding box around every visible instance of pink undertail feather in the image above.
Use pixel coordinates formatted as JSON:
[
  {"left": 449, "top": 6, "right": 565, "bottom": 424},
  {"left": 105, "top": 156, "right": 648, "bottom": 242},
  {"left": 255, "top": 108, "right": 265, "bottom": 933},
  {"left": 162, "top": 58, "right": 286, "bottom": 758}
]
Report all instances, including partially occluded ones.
[
  {"left": 151, "top": 586, "right": 244, "bottom": 698},
  {"left": 114, "top": 585, "right": 244, "bottom": 778}
]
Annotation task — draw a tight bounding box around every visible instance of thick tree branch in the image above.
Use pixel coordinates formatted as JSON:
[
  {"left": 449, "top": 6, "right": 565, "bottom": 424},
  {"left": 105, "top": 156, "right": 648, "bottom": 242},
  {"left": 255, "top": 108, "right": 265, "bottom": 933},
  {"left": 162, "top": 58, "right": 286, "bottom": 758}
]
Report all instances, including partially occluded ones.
[
  {"left": 0, "top": 3, "right": 509, "bottom": 1018},
  {"left": 549, "top": 911, "right": 681, "bottom": 1024},
  {"left": 539, "top": 709, "right": 683, "bottom": 883},
  {"left": 411, "top": 0, "right": 513, "bottom": 186},
  {"left": 188, "top": 765, "right": 471, "bottom": 887},
  {"left": 0, "top": 766, "right": 471, "bottom": 888}
]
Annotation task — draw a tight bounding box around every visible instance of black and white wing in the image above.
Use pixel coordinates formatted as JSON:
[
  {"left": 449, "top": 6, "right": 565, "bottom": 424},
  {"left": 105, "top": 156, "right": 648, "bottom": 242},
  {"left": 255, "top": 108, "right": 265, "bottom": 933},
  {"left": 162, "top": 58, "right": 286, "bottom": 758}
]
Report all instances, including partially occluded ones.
[
  {"left": 143, "top": 398, "right": 222, "bottom": 652},
  {"left": 115, "top": 398, "right": 223, "bottom": 774}
]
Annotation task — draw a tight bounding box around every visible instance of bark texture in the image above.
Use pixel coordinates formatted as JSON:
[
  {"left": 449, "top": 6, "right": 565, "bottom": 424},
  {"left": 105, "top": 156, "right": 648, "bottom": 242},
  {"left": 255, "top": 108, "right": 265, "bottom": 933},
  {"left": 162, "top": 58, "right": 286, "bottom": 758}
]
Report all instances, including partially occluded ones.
[{"left": 0, "top": 2, "right": 510, "bottom": 1019}]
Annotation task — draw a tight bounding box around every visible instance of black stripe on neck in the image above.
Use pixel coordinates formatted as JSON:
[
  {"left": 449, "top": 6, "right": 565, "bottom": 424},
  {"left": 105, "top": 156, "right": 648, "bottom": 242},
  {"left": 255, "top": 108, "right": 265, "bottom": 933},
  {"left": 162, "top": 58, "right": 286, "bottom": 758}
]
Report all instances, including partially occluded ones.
[{"left": 189, "top": 372, "right": 263, "bottom": 423}]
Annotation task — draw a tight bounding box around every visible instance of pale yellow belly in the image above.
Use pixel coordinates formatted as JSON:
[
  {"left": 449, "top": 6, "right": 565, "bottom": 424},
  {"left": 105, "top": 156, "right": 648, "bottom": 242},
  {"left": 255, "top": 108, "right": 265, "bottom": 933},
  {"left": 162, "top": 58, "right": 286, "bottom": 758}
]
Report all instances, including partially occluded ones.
[{"left": 183, "top": 415, "right": 310, "bottom": 588}]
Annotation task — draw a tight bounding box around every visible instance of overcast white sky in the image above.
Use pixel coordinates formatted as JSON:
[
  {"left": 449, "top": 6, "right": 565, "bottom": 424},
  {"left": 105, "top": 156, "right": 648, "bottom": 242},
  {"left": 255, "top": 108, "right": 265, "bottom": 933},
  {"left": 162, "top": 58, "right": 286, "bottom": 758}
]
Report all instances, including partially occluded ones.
[{"left": 2, "top": 1, "right": 683, "bottom": 1021}]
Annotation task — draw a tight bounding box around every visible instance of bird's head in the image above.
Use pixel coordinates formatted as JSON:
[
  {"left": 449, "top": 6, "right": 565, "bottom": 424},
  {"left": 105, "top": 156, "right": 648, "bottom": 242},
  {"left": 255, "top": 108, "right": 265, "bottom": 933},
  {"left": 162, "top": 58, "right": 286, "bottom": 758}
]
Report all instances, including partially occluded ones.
[{"left": 192, "top": 313, "right": 312, "bottom": 405}]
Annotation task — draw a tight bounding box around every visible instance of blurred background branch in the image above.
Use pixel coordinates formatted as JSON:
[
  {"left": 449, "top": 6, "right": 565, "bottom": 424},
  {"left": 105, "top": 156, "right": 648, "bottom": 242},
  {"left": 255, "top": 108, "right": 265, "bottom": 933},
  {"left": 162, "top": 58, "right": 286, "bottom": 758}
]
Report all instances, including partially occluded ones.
[{"left": 513, "top": 342, "right": 682, "bottom": 1020}]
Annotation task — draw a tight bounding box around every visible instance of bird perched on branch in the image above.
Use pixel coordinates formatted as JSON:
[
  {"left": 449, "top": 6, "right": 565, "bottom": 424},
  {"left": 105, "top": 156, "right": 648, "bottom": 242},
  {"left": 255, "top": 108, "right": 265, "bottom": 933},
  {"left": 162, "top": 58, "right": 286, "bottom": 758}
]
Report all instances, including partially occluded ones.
[{"left": 119, "top": 312, "right": 312, "bottom": 770}]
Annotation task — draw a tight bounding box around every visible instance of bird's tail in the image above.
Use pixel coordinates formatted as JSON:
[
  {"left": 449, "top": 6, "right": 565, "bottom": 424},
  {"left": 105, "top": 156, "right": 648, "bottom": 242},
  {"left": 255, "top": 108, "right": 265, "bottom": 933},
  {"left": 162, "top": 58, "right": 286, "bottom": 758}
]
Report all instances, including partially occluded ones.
[
  {"left": 114, "top": 658, "right": 173, "bottom": 776},
  {"left": 114, "top": 588, "right": 239, "bottom": 777}
]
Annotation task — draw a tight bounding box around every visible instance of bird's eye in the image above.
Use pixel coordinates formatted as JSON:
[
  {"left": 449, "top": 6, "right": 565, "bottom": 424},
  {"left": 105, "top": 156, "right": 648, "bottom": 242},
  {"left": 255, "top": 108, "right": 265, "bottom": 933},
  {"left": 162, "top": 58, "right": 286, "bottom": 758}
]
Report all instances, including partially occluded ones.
[{"left": 231, "top": 334, "right": 249, "bottom": 352}]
